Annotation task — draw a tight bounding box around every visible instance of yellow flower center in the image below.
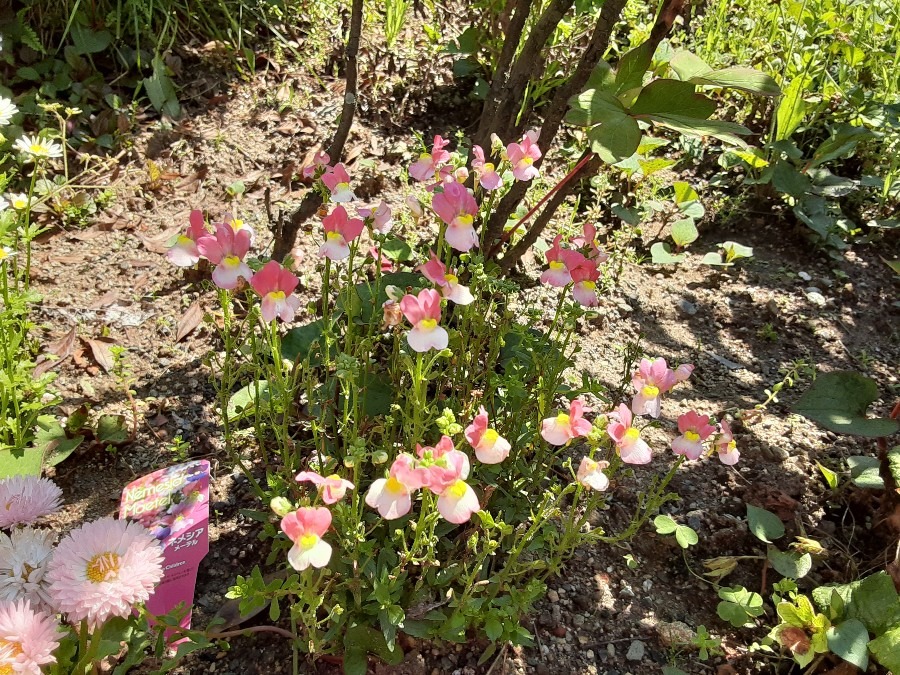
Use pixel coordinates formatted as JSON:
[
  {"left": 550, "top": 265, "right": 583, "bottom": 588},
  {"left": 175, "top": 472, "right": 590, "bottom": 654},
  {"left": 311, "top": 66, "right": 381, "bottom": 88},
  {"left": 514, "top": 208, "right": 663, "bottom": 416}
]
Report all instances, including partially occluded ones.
[
  {"left": 177, "top": 235, "right": 194, "bottom": 245},
  {"left": 419, "top": 318, "right": 437, "bottom": 331},
  {"left": 549, "top": 260, "right": 565, "bottom": 271},
  {"left": 326, "top": 474, "right": 341, "bottom": 482},
  {"left": 86, "top": 552, "right": 121, "bottom": 583},
  {"left": 223, "top": 255, "right": 240, "bottom": 266},
  {"left": 419, "top": 152, "right": 432, "bottom": 161},
  {"left": 299, "top": 533, "right": 319, "bottom": 550},
  {"left": 725, "top": 440, "right": 737, "bottom": 452},
  {"left": 523, "top": 157, "right": 534, "bottom": 165},
  {"left": 326, "top": 231, "right": 343, "bottom": 241},
  {"left": 448, "top": 480, "right": 468, "bottom": 499},
  {"left": 445, "top": 273, "right": 458, "bottom": 284},
  {"left": 0, "top": 250, "right": 7, "bottom": 262},
  {"left": 642, "top": 384, "right": 660, "bottom": 398},
  {"left": 268, "top": 290, "right": 286, "bottom": 301},
  {"left": 684, "top": 431, "right": 700, "bottom": 442},
  {"left": 335, "top": 181, "right": 350, "bottom": 192},
  {"left": 624, "top": 427, "right": 640, "bottom": 442},
  {"left": 483, "top": 429, "right": 499, "bottom": 444},
  {"left": 30, "top": 143, "right": 48, "bottom": 155},
  {"left": 456, "top": 214, "right": 474, "bottom": 227},
  {"left": 581, "top": 280, "right": 596, "bottom": 290},
  {"left": 230, "top": 219, "right": 244, "bottom": 230},
  {"left": 0, "top": 639, "right": 22, "bottom": 673},
  {"left": 556, "top": 413, "right": 571, "bottom": 426},
  {"left": 385, "top": 477, "right": 406, "bottom": 495},
  {"left": 483, "top": 162, "right": 495, "bottom": 172},
  {"left": 583, "top": 459, "right": 598, "bottom": 472},
  {"left": 12, "top": 199, "right": 26, "bottom": 209}
]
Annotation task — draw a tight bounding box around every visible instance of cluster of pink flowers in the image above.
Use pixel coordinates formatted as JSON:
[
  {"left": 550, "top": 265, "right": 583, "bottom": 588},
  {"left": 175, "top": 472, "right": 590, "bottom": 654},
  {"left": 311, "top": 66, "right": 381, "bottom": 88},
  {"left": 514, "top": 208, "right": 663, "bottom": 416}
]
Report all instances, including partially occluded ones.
[
  {"left": 540, "top": 225, "right": 609, "bottom": 307},
  {"left": 0, "top": 476, "right": 164, "bottom": 673},
  {"left": 166, "top": 210, "right": 303, "bottom": 323}
]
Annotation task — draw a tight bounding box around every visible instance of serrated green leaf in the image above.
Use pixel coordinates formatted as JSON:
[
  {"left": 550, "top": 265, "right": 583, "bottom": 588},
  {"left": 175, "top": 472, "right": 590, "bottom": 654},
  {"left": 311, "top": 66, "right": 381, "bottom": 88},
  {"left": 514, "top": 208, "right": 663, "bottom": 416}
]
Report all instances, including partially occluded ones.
[
  {"left": 671, "top": 218, "right": 699, "bottom": 247},
  {"left": 650, "top": 242, "right": 685, "bottom": 264},
  {"left": 484, "top": 616, "right": 503, "bottom": 641},
  {"left": 746, "top": 504, "right": 785, "bottom": 543},
  {"left": 630, "top": 79, "right": 716, "bottom": 119},
  {"left": 768, "top": 549, "right": 812, "bottom": 579},
  {"left": 793, "top": 372, "right": 899, "bottom": 438},
  {"left": 588, "top": 114, "right": 642, "bottom": 163},
  {"left": 826, "top": 619, "right": 869, "bottom": 670}
]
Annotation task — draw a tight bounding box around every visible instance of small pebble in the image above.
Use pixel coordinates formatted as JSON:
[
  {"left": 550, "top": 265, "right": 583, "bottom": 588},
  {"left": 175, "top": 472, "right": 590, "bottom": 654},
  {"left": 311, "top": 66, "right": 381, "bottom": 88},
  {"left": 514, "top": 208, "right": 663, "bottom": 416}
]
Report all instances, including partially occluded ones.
[{"left": 626, "top": 639, "right": 646, "bottom": 661}]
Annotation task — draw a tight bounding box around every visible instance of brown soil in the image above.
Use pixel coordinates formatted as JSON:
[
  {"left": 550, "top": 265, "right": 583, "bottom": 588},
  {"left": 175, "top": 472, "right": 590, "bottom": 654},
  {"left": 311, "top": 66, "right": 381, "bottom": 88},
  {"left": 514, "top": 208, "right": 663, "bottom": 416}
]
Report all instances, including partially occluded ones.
[{"left": 30, "top": 51, "right": 899, "bottom": 675}]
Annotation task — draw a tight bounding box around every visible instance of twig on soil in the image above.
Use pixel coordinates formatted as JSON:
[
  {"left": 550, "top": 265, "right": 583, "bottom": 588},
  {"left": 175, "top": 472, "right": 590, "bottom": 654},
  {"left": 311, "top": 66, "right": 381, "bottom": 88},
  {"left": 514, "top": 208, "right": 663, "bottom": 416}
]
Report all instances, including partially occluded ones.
[
  {"left": 483, "top": 643, "right": 508, "bottom": 675},
  {"left": 206, "top": 625, "right": 295, "bottom": 640}
]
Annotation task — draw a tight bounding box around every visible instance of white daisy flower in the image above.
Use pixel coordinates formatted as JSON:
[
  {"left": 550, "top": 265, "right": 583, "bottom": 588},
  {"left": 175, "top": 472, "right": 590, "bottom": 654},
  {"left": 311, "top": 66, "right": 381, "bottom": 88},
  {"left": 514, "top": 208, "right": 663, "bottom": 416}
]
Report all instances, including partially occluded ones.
[
  {"left": 6, "top": 193, "right": 29, "bottom": 211},
  {"left": 0, "top": 527, "right": 56, "bottom": 610},
  {"left": 14, "top": 135, "right": 63, "bottom": 161},
  {"left": 0, "top": 247, "right": 16, "bottom": 263},
  {"left": 0, "top": 195, "right": 8, "bottom": 212},
  {"left": 0, "top": 97, "right": 17, "bottom": 126}
]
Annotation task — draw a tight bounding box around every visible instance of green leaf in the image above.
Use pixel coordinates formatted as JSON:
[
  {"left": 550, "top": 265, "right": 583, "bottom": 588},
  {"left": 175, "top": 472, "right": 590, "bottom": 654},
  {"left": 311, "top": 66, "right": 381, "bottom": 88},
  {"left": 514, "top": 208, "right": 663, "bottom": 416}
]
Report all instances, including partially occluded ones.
[
  {"left": 586, "top": 59, "right": 616, "bottom": 93},
  {"left": 812, "top": 572, "right": 900, "bottom": 636},
  {"left": 565, "top": 88, "right": 626, "bottom": 127},
  {"left": 816, "top": 461, "right": 839, "bottom": 489},
  {"left": 281, "top": 320, "right": 324, "bottom": 364},
  {"left": 587, "top": 114, "right": 642, "bottom": 163},
  {"left": 717, "top": 586, "right": 764, "bottom": 627},
  {"left": 630, "top": 79, "right": 716, "bottom": 119},
  {"left": 34, "top": 415, "right": 84, "bottom": 468},
  {"left": 669, "top": 50, "right": 714, "bottom": 81},
  {"left": 0, "top": 448, "right": 44, "bottom": 478},
  {"left": 380, "top": 237, "right": 412, "bottom": 262},
  {"left": 671, "top": 218, "right": 699, "bottom": 247},
  {"left": 654, "top": 514, "right": 678, "bottom": 534},
  {"left": 484, "top": 616, "right": 503, "bottom": 641},
  {"left": 615, "top": 41, "right": 654, "bottom": 95},
  {"left": 768, "top": 549, "right": 812, "bottom": 579},
  {"left": 343, "top": 625, "right": 403, "bottom": 675},
  {"left": 792, "top": 372, "right": 899, "bottom": 438},
  {"left": 673, "top": 182, "right": 699, "bottom": 203},
  {"left": 809, "top": 126, "right": 874, "bottom": 169},
  {"left": 226, "top": 381, "right": 271, "bottom": 423},
  {"left": 772, "top": 161, "right": 813, "bottom": 198},
  {"left": 776, "top": 78, "right": 808, "bottom": 141},
  {"left": 720, "top": 241, "right": 754, "bottom": 262},
  {"left": 143, "top": 56, "right": 181, "bottom": 118},
  {"left": 650, "top": 242, "right": 685, "bottom": 264},
  {"left": 746, "top": 504, "right": 785, "bottom": 543},
  {"left": 70, "top": 25, "right": 112, "bottom": 55},
  {"left": 847, "top": 456, "right": 883, "bottom": 489},
  {"left": 97, "top": 414, "right": 129, "bottom": 445},
  {"left": 868, "top": 625, "right": 900, "bottom": 671},
  {"left": 646, "top": 114, "right": 750, "bottom": 147},
  {"left": 883, "top": 258, "right": 900, "bottom": 276},
  {"left": 675, "top": 525, "right": 699, "bottom": 549},
  {"left": 690, "top": 67, "right": 780, "bottom": 96},
  {"left": 826, "top": 619, "right": 869, "bottom": 670}
]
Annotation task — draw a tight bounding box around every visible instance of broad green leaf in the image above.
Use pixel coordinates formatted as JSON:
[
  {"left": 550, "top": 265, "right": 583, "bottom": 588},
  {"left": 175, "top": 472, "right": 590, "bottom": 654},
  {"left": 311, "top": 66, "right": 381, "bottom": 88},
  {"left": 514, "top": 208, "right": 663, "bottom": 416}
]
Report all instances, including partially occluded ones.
[
  {"left": 654, "top": 514, "right": 678, "bottom": 534},
  {"left": 34, "top": 415, "right": 84, "bottom": 468},
  {"left": 70, "top": 25, "right": 112, "bottom": 55},
  {"left": 717, "top": 586, "right": 764, "bottom": 627},
  {"left": 868, "top": 625, "right": 900, "bottom": 672},
  {"left": 826, "top": 619, "right": 869, "bottom": 670},
  {"left": 679, "top": 200, "right": 705, "bottom": 220},
  {"left": 484, "top": 616, "right": 503, "bottom": 641},
  {"left": 675, "top": 525, "right": 699, "bottom": 548},
  {"left": 690, "top": 67, "right": 780, "bottom": 96},
  {"left": 615, "top": 41, "right": 654, "bottom": 95},
  {"left": 768, "top": 549, "right": 812, "bottom": 579},
  {"left": 630, "top": 79, "right": 716, "bottom": 119},
  {"left": 646, "top": 114, "right": 750, "bottom": 148},
  {"left": 97, "top": 414, "right": 129, "bottom": 445},
  {"left": 701, "top": 251, "right": 727, "bottom": 266},
  {"left": 671, "top": 219, "right": 699, "bottom": 247},
  {"left": 380, "top": 237, "right": 412, "bottom": 262},
  {"left": 776, "top": 78, "right": 808, "bottom": 141},
  {"left": 226, "top": 381, "right": 271, "bottom": 423},
  {"left": 746, "top": 504, "right": 784, "bottom": 543},
  {"left": 281, "top": 320, "right": 325, "bottom": 365},
  {"left": 847, "top": 456, "right": 883, "bottom": 489},
  {"left": 811, "top": 572, "right": 900, "bottom": 636},
  {"left": 565, "top": 88, "right": 626, "bottom": 127},
  {"left": 638, "top": 158, "right": 676, "bottom": 176},
  {"left": 587, "top": 114, "right": 642, "bottom": 164},
  {"left": 143, "top": 56, "right": 180, "bottom": 118},
  {"left": 0, "top": 448, "right": 44, "bottom": 478},
  {"left": 792, "top": 372, "right": 899, "bottom": 438},
  {"left": 586, "top": 59, "right": 617, "bottom": 93},
  {"left": 730, "top": 149, "right": 769, "bottom": 169},
  {"left": 721, "top": 241, "right": 753, "bottom": 262},
  {"left": 669, "top": 50, "right": 713, "bottom": 81},
  {"left": 809, "top": 126, "right": 874, "bottom": 169},
  {"left": 673, "top": 182, "right": 699, "bottom": 203},
  {"left": 343, "top": 625, "right": 403, "bottom": 674},
  {"left": 772, "top": 161, "right": 812, "bottom": 198},
  {"left": 650, "top": 242, "right": 685, "bottom": 264}
]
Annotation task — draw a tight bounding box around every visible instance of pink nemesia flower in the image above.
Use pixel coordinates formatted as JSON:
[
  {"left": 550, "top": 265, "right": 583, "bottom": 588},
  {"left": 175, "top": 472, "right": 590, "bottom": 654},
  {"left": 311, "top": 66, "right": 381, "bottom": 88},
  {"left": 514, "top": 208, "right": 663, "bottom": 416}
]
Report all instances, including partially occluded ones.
[
  {"left": 674, "top": 364, "right": 695, "bottom": 382},
  {"left": 409, "top": 135, "right": 451, "bottom": 182},
  {"left": 369, "top": 246, "right": 394, "bottom": 273},
  {"left": 419, "top": 252, "right": 474, "bottom": 305},
  {"left": 280, "top": 507, "right": 332, "bottom": 571},
  {"left": 320, "top": 205, "right": 364, "bottom": 261},
  {"left": 295, "top": 471, "right": 355, "bottom": 505},
  {"left": 672, "top": 411, "right": 716, "bottom": 461},
  {"left": 540, "top": 235, "right": 587, "bottom": 287},
  {"left": 506, "top": 130, "right": 541, "bottom": 182},
  {"left": 712, "top": 420, "right": 740, "bottom": 465},
  {"left": 302, "top": 151, "right": 331, "bottom": 179},
  {"left": 365, "top": 455, "right": 416, "bottom": 519},
  {"left": 400, "top": 288, "right": 448, "bottom": 352},
  {"left": 249, "top": 261, "right": 302, "bottom": 323},
  {"left": 541, "top": 398, "right": 593, "bottom": 446},
  {"left": 223, "top": 212, "right": 255, "bottom": 245},
  {"left": 321, "top": 163, "right": 354, "bottom": 203},
  {"left": 196, "top": 223, "right": 252, "bottom": 290},
  {"left": 0, "top": 476, "right": 63, "bottom": 529},
  {"left": 46, "top": 517, "right": 164, "bottom": 629},
  {"left": 571, "top": 258, "right": 600, "bottom": 307},
  {"left": 607, "top": 404, "right": 652, "bottom": 464},
  {"left": 414, "top": 436, "right": 470, "bottom": 494},
  {"left": 358, "top": 200, "right": 393, "bottom": 234},
  {"left": 571, "top": 223, "right": 609, "bottom": 263},
  {"left": 431, "top": 181, "right": 478, "bottom": 252},
  {"left": 436, "top": 480, "right": 480, "bottom": 524},
  {"left": 471, "top": 145, "right": 502, "bottom": 190},
  {"left": 577, "top": 457, "right": 610, "bottom": 492},
  {"left": 0, "top": 599, "right": 60, "bottom": 674},
  {"left": 630, "top": 358, "right": 680, "bottom": 419},
  {"left": 464, "top": 406, "right": 511, "bottom": 464},
  {"left": 166, "top": 210, "right": 208, "bottom": 267}
]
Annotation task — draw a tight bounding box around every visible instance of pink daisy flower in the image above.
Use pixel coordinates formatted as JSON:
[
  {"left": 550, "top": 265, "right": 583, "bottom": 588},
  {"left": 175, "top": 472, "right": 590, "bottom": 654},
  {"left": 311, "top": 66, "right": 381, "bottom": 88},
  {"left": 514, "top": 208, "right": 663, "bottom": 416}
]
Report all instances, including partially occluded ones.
[
  {"left": 0, "top": 599, "right": 61, "bottom": 674},
  {"left": 46, "top": 517, "right": 163, "bottom": 628},
  {"left": 0, "top": 477, "right": 63, "bottom": 529}
]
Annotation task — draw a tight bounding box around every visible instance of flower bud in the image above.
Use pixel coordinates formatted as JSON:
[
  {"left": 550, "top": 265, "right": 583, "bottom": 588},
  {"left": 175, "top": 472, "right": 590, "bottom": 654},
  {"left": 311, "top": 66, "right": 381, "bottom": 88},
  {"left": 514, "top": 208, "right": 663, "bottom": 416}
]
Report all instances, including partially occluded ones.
[
  {"left": 270, "top": 496, "right": 293, "bottom": 517},
  {"left": 382, "top": 300, "right": 403, "bottom": 328},
  {"left": 406, "top": 195, "right": 423, "bottom": 221},
  {"left": 454, "top": 166, "right": 469, "bottom": 183},
  {"left": 372, "top": 450, "right": 389, "bottom": 465}
]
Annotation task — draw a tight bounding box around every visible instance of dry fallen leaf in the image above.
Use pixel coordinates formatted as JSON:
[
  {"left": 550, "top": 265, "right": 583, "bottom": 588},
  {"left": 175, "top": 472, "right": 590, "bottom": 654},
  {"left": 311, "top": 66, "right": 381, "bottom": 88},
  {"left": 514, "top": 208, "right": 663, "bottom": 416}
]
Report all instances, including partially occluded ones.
[
  {"left": 85, "top": 337, "right": 116, "bottom": 373},
  {"left": 89, "top": 291, "right": 120, "bottom": 310},
  {"left": 34, "top": 326, "right": 78, "bottom": 377},
  {"left": 177, "top": 300, "right": 205, "bottom": 342}
]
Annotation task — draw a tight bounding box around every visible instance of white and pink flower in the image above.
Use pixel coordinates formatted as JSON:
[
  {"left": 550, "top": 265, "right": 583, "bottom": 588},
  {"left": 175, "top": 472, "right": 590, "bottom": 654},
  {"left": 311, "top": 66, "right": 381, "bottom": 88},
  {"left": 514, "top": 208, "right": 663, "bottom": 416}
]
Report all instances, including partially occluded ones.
[
  {"left": 471, "top": 145, "right": 502, "bottom": 190},
  {"left": 577, "top": 457, "right": 610, "bottom": 492},
  {"left": 409, "top": 135, "right": 451, "bottom": 183},
  {"left": 672, "top": 411, "right": 716, "bottom": 461},
  {"left": 166, "top": 210, "right": 208, "bottom": 267},
  {"left": 464, "top": 407, "right": 510, "bottom": 464},
  {"left": 400, "top": 288, "right": 448, "bottom": 352},
  {"left": 506, "top": 130, "right": 541, "bottom": 182},
  {"left": 358, "top": 200, "right": 393, "bottom": 234},
  {"left": 321, "top": 163, "right": 355, "bottom": 203},
  {"left": 249, "top": 261, "right": 302, "bottom": 323},
  {"left": 281, "top": 507, "right": 333, "bottom": 571},
  {"left": 432, "top": 181, "right": 478, "bottom": 252},
  {"left": 541, "top": 398, "right": 593, "bottom": 446},
  {"left": 320, "top": 205, "right": 364, "bottom": 261},
  {"left": 419, "top": 252, "right": 474, "bottom": 305},
  {"left": 196, "top": 223, "right": 253, "bottom": 290},
  {"left": 540, "top": 235, "right": 587, "bottom": 287},
  {"left": 607, "top": 404, "right": 652, "bottom": 464},
  {"left": 712, "top": 420, "right": 740, "bottom": 465},
  {"left": 295, "top": 471, "right": 355, "bottom": 505}
]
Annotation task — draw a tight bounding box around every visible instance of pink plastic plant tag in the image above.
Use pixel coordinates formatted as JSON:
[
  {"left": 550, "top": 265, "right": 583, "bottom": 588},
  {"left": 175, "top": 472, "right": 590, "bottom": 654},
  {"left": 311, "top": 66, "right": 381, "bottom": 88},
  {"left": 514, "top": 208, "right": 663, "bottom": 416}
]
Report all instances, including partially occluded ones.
[{"left": 119, "top": 460, "right": 210, "bottom": 634}]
